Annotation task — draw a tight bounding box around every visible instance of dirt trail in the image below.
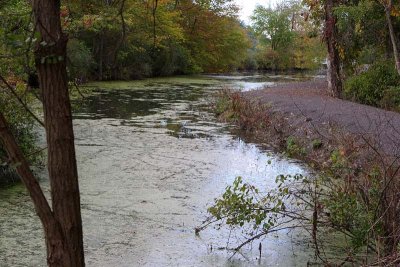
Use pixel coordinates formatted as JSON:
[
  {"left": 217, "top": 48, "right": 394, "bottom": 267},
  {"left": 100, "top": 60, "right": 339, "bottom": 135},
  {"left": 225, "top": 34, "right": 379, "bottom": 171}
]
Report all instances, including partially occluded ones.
[{"left": 245, "top": 79, "right": 400, "bottom": 156}]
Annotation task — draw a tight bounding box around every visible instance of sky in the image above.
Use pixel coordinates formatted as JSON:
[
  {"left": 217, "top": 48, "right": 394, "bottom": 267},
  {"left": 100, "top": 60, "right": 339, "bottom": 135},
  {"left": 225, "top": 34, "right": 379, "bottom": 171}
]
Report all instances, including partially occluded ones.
[{"left": 234, "top": 0, "right": 279, "bottom": 24}]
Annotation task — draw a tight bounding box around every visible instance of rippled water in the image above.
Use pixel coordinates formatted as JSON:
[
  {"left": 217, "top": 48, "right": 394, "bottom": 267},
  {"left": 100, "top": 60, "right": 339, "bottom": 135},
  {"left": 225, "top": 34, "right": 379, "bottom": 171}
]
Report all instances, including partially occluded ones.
[{"left": 0, "top": 74, "right": 317, "bottom": 266}]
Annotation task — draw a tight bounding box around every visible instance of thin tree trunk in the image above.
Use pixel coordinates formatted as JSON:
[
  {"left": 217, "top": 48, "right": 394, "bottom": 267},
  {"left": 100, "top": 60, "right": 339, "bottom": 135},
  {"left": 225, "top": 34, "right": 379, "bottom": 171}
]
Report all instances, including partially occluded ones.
[
  {"left": 152, "top": 0, "right": 158, "bottom": 47},
  {"left": 111, "top": 0, "right": 126, "bottom": 79},
  {"left": 0, "top": 113, "right": 71, "bottom": 266},
  {"left": 384, "top": 0, "right": 400, "bottom": 75},
  {"left": 324, "top": 0, "right": 342, "bottom": 98},
  {"left": 99, "top": 33, "right": 104, "bottom": 80},
  {"left": 32, "top": 0, "right": 85, "bottom": 265}
]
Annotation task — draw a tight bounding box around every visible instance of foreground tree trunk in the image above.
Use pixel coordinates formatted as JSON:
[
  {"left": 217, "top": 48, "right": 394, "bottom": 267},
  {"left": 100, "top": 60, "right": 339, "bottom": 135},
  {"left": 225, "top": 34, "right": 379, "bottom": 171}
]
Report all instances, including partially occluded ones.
[
  {"left": 0, "top": 113, "right": 73, "bottom": 265},
  {"left": 0, "top": 0, "right": 88, "bottom": 265},
  {"left": 2, "top": 0, "right": 84, "bottom": 264},
  {"left": 32, "top": 0, "right": 85, "bottom": 265},
  {"left": 324, "top": 0, "right": 342, "bottom": 98}
]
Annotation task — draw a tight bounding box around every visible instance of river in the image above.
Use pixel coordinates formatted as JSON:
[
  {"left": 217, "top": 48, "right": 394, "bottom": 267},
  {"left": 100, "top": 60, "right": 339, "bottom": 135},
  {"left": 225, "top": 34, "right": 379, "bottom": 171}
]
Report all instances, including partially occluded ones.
[{"left": 0, "top": 73, "right": 319, "bottom": 266}]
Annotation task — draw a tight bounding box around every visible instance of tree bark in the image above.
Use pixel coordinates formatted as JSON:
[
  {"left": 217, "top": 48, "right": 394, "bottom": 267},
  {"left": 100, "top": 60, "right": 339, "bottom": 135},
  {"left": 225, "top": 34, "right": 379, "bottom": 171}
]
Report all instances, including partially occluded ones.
[
  {"left": 324, "top": 0, "right": 342, "bottom": 98},
  {"left": 2, "top": 0, "right": 85, "bottom": 262},
  {"left": 32, "top": 0, "right": 85, "bottom": 265},
  {"left": 0, "top": 113, "right": 72, "bottom": 266},
  {"left": 384, "top": 0, "right": 400, "bottom": 75}
]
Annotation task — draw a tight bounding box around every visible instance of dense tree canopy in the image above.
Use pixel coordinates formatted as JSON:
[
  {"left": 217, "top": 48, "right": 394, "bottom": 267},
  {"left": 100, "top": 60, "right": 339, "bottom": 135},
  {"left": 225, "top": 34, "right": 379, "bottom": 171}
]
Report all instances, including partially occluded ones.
[
  {"left": 248, "top": 1, "right": 325, "bottom": 70},
  {"left": 0, "top": 0, "right": 330, "bottom": 84},
  {"left": 0, "top": 0, "right": 251, "bottom": 81},
  {"left": 65, "top": 0, "right": 252, "bottom": 79}
]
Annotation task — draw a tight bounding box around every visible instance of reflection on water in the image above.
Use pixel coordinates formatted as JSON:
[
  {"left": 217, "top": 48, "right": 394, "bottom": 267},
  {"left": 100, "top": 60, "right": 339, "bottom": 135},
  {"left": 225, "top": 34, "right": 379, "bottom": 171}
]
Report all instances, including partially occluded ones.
[
  {"left": 206, "top": 71, "right": 313, "bottom": 91},
  {"left": 0, "top": 74, "right": 316, "bottom": 266}
]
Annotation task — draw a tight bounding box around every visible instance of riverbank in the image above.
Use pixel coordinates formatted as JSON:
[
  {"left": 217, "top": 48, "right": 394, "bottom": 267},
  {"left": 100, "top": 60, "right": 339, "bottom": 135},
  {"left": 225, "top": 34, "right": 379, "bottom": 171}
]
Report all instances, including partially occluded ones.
[
  {"left": 214, "top": 79, "right": 400, "bottom": 265},
  {"left": 245, "top": 79, "right": 400, "bottom": 156}
]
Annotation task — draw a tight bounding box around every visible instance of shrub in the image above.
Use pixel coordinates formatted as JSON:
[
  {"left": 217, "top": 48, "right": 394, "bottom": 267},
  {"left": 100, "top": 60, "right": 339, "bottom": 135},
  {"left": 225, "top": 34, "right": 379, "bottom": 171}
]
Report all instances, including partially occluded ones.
[
  {"left": 344, "top": 61, "right": 400, "bottom": 107},
  {"left": 380, "top": 86, "right": 400, "bottom": 111},
  {"left": 214, "top": 89, "right": 271, "bottom": 132},
  {"left": 285, "top": 136, "right": 305, "bottom": 157},
  {"left": 311, "top": 138, "right": 323, "bottom": 149},
  {"left": 67, "top": 39, "right": 94, "bottom": 81}
]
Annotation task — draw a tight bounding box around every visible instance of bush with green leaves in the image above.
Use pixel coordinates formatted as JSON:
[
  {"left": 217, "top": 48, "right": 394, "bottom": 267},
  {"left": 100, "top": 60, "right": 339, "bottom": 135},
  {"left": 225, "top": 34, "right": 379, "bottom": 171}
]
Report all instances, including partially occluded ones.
[
  {"left": 285, "top": 136, "right": 305, "bottom": 157},
  {"left": 67, "top": 39, "right": 95, "bottom": 81},
  {"left": 344, "top": 61, "right": 400, "bottom": 108},
  {"left": 207, "top": 176, "right": 290, "bottom": 229},
  {"left": 201, "top": 170, "right": 387, "bottom": 263},
  {"left": 380, "top": 86, "right": 400, "bottom": 111}
]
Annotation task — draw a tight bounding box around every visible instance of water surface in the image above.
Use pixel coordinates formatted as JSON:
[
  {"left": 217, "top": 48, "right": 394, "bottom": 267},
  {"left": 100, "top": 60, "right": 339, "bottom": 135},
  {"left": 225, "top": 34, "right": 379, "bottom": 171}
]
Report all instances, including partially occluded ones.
[{"left": 0, "top": 74, "right": 316, "bottom": 266}]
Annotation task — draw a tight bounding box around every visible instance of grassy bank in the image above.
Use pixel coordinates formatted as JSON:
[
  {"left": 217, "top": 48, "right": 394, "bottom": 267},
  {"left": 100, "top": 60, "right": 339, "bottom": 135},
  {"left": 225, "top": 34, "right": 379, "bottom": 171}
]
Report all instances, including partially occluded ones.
[{"left": 202, "top": 89, "right": 400, "bottom": 265}]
